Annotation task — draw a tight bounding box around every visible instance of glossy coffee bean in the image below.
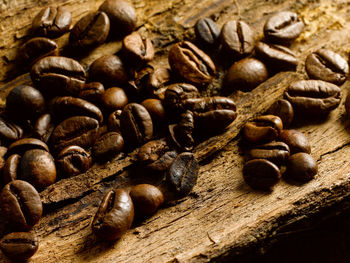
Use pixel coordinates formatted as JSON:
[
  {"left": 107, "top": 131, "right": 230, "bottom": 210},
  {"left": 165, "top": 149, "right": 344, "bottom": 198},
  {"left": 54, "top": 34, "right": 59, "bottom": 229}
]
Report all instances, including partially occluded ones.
[
  {"left": 32, "top": 6, "right": 72, "bottom": 38},
  {"left": 92, "top": 189, "right": 134, "bottom": 241},
  {"left": 279, "top": 129, "right": 311, "bottom": 154},
  {"left": 107, "top": 110, "right": 122, "bottom": 132},
  {"left": 7, "top": 138, "right": 49, "bottom": 157},
  {"left": 20, "top": 37, "right": 58, "bottom": 66},
  {"left": 57, "top": 145, "right": 92, "bottom": 177},
  {"left": 243, "top": 159, "right": 281, "bottom": 190},
  {"left": 70, "top": 11, "right": 110, "bottom": 50},
  {"left": 224, "top": 58, "right": 268, "bottom": 92},
  {"left": 33, "top": 113, "right": 54, "bottom": 143},
  {"left": 286, "top": 153, "right": 317, "bottom": 182},
  {"left": 248, "top": 141, "right": 290, "bottom": 166},
  {"left": 266, "top": 99, "right": 294, "bottom": 128},
  {"left": 168, "top": 41, "right": 216, "bottom": 85},
  {"left": 141, "top": 99, "right": 166, "bottom": 123},
  {"left": 79, "top": 82, "right": 105, "bottom": 105},
  {"left": 0, "top": 180, "right": 42, "bottom": 230},
  {"left": 169, "top": 110, "right": 195, "bottom": 151},
  {"left": 305, "top": 49, "right": 349, "bottom": 85},
  {"left": 2, "top": 154, "right": 21, "bottom": 185},
  {"left": 264, "top": 11, "right": 304, "bottom": 44},
  {"left": 146, "top": 67, "right": 172, "bottom": 99},
  {"left": 284, "top": 80, "right": 341, "bottom": 115},
  {"left": 102, "top": 87, "right": 128, "bottom": 113},
  {"left": 243, "top": 115, "right": 283, "bottom": 144},
  {"left": 195, "top": 18, "right": 220, "bottom": 48},
  {"left": 0, "top": 116, "right": 23, "bottom": 144},
  {"left": 122, "top": 32, "right": 155, "bottom": 65},
  {"left": 0, "top": 232, "right": 39, "bottom": 262},
  {"left": 130, "top": 184, "right": 164, "bottom": 216},
  {"left": 93, "top": 132, "right": 124, "bottom": 161}
]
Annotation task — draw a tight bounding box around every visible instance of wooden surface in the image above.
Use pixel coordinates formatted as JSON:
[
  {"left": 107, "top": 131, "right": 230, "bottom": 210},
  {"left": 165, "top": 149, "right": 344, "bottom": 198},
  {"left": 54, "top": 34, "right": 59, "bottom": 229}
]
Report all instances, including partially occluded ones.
[{"left": 1, "top": 0, "right": 350, "bottom": 262}]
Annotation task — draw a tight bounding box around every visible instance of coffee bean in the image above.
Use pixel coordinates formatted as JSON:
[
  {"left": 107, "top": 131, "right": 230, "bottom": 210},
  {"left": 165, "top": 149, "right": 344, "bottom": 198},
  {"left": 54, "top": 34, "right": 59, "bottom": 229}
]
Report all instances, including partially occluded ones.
[
  {"left": 0, "top": 116, "right": 23, "bottom": 144},
  {"left": 146, "top": 67, "right": 172, "bottom": 99},
  {"left": 248, "top": 141, "right": 290, "bottom": 166},
  {"left": 6, "top": 138, "right": 49, "bottom": 157},
  {"left": 286, "top": 152, "right": 317, "bottom": 182},
  {"left": 224, "top": 58, "right": 268, "bottom": 92},
  {"left": 264, "top": 11, "right": 304, "bottom": 44},
  {"left": 243, "top": 159, "right": 281, "bottom": 190},
  {"left": 32, "top": 6, "right": 72, "bottom": 38},
  {"left": 101, "top": 87, "right": 128, "bottom": 113},
  {"left": 33, "top": 113, "right": 55, "bottom": 143},
  {"left": 92, "top": 188, "right": 134, "bottom": 241},
  {"left": 166, "top": 152, "right": 199, "bottom": 197},
  {"left": 169, "top": 110, "right": 195, "bottom": 151},
  {"left": 2, "top": 154, "right": 21, "bottom": 186},
  {"left": 0, "top": 146, "right": 7, "bottom": 176},
  {"left": 243, "top": 115, "right": 283, "bottom": 144},
  {"left": 305, "top": 49, "right": 349, "bottom": 85},
  {"left": 130, "top": 184, "right": 164, "bottom": 217},
  {"left": 31, "top": 56, "right": 86, "bottom": 97},
  {"left": 279, "top": 129, "right": 311, "bottom": 154},
  {"left": 0, "top": 232, "right": 39, "bottom": 261},
  {"left": 57, "top": 145, "right": 92, "bottom": 177},
  {"left": 168, "top": 41, "right": 216, "bottom": 85},
  {"left": 69, "top": 11, "right": 110, "bottom": 50},
  {"left": 266, "top": 99, "right": 294, "bottom": 128},
  {"left": 107, "top": 109, "right": 122, "bottom": 132},
  {"left": 195, "top": 18, "right": 220, "bottom": 48},
  {"left": 0, "top": 180, "right": 42, "bottom": 230},
  {"left": 122, "top": 32, "right": 155, "bottom": 65},
  {"left": 93, "top": 132, "right": 124, "bottom": 161},
  {"left": 79, "top": 82, "right": 105, "bottom": 105},
  {"left": 141, "top": 99, "right": 166, "bottom": 124},
  {"left": 284, "top": 80, "right": 341, "bottom": 114},
  {"left": 124, "top": 65, "right": 154, "bottom": 99}
]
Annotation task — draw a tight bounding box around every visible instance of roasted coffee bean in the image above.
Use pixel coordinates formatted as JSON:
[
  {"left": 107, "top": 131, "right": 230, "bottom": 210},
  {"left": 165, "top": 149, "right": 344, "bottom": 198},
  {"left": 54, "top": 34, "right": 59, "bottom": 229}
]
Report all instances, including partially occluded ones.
[
  {"left": 33, "top": 113, "right": 55, "bottom": 143},
  {"left": 6, "top": 85, "right": 45, "bottom": 121},
  {"left": 220, "top": 20, "right": 254, "bottom": 60},
  {"left": 120, "top": 103, "right": 153, "bottom": 147},
  {"left": 248, "top": 141, "right": 290, "bottom": 166},
  {"left": 2, "top": 154, "right": 21, "bottom": 185},
  {"left": 92, "top": 189, "right": 134, "bottom": 241},
  {"left": 286, "top": 152, "right": 317, "bottom": 182},
  {"left": 224, "top": 58, "right": 268, "bottom": 92},
  {"left": 31, "top": 56, "right": 86, "bottom": 97},
  {"left": 141, "top": 99, "right": 166, "bottom": 123},
  {"left": 102, "top": 87, "right": 128, "bottom": 113},
  {"left": 0, "top": 146, "right": 7, "bottom": 175},
  {"left": 124, "top": 65, "right": 154, "bottom": 99},
  {"left": 264, "top": 11, "right": 304, "bottom": 44},
  {"left": 166, "top": 152, "right": 199, "bottom": 197},
  {"left": 243, "top": 159, "right": 281, "bottom": 190},
  {"left": 79, "top": 82, "right": 105, "bottom": 105},
  {"left": 89, "top": 55, "right": 128, "bottom": 88},
  {"left": 266, "top": 99, "right": 294, "bottom": 128},
  {"left": 255, "top": 42, "right": 298, "bottom": 71},
  {"left": 279, "top": 129, "right": 311, "bottom": 154},
  {"left": 0, "top": 232, "right": 39, "bottom": 262},
  {"left": 50, "top": 116, "right": 99, "bottom": 154},
  {"left": 169, "top": 111, "right": 195, "bottom": 151},
  {"left": 107, "top": 110, "right": 122, "bottom": 132},
  {"left": 6, "top": 138, "right": 49, "bottom": 157},
  {"left": 49, "top": 96, "right": 103, "bottom": 123},
  {"left": 57, "top": 145, "right": 92, "bottom": 177},
  {"left": 130, "top": 184, "right": 164, "bottom": 216},
  {"left": 20, "top": 149, "right": 56, "bottom": 190},
  {"left": 195, "top": 18, "right": 220, "bottom": 48},
  {"left": 69, "top": 11, "right": 110, "bottom": 50},
  {"left": 93, "top": 132, "right": 124, "bottom": 161},
  {"left": 305, "top": 49, "right": 349, "bottom": 85},
  {"left": 0, "top": 180, "right": 42, "bottom": 230},
  {"left": 243, "top": 115, "right": 283, "bottom": 144},
  {"left": 32, "top": 6, "right": 72, "bottom": 38},
  {"left": 147, "top": 67, "right": 172, "bottom": 99},
  {"left": 0, "top": 116, "right": 23, "bottom": 144},
  {"left": 168, "top": 41, "right": 216, "bottom": 85},
  {"left": 122, "top": 32, "right": 155, "bottom": 65},
  {"left": 284, "top": 80, "right": 341, "bottom": 114}
]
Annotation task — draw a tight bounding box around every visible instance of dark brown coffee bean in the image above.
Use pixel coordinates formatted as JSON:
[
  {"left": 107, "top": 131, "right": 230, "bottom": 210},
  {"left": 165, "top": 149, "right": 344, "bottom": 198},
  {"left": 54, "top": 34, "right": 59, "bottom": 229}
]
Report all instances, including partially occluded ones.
[
  {"left": 146, "top": 67, "right": 172, "bottom": 99},
  {"left": 31, "top": 56, "right": 86, "bottom": 97},
  {"left": 124, "top": 65, "right": 153, "bottom": 99},
  {"left": 286, "top": 153, "right": 317, "bottom": 182},
  {"left": 130, "top": 184, "right": 164, "bottom": 217},
  {"left": 141, "top": 99, "right": 166, "bottom": 123},
  {"left": 0, "top": 116, "right": 23, "bottom": 144},
  {"left": 266, "top": 99, "right": 294, "bottom": 128},
  {"left": 279, "top": 129, "right": 311, "bottom": 154},
  {"left": 32, "top": 6, "right": 72, "bottom": 38},
  {"left": 33, "top": 113, "right": 55, "bottom": 143},
  {"left": 92, "top": 189, "right": 134, "bottom": 241},
  {"left": 224, "top": 58, "right": 268, "bottom": 92},
  {"left": 243, "top": 159, "right": 281, "bottom": 190},
  {"left": 264, "top": 11, "right": 304, "bottom": 44},
  {"left": 2, "top": 154, "right": 21, "bottom": 185},
  {"left": 79, "top": 82, "right": 105, "bottom": 105},
  {"left": 248, "top": 141, "right": 290, "bottom": 166},
  {"left": 169, "top": 111, "right": 195, "bottom": 151},
  {"left": 168, "top": 41, "right": 216, "bottom": 85},
  {"left": 0, "top": 232, "right": 39, "bottom": 261},
  {"left": 107, "top": 110, "right": 122, "bottom": 132},
  {"left": 195, "top": 18, "right": 220, "bottom": 48},
  {"left": 243, "top": 115, "right": 283, "bottom": 144},
  {"left": 93, "top": 132, "right": 124, "bottom": 161},
  {"left": 0, "top": 146, "right": 7, "bottom": 176},
  {"left": 305, "top": 49, "right": 349, "bottom": 85},
  {"left": 69, "top": 11, "right": 110, "bottom": 50},
  {"left": 57, "top": 145, "right": 92, "bottom": 178},
  {"left": 166, "top": 152, "right": 199, "bottom": 197},
  {"left": 7, "top": 138, "right": 49, "bottom": 157},
  {"left": 0, "top": 180, "right": 42, "bottom": 230},
  {"left": 284, "top": 80, "right": 341, "bottom": 114},
  {"left": 122, "top": 32, "right": 155, "bottom": 65},
  {"left": 101, "top": 87, "right": 128, "bottom": 113}
]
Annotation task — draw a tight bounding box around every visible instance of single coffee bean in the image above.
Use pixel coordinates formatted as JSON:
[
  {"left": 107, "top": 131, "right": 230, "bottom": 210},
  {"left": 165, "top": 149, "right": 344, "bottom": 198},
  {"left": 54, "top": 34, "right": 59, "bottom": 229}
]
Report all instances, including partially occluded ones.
[
  {"left": 264, "top": 11, "right": 304, "bottom": 44},
  {"left": 0, "top": 146, "right": 7, "bottom": 175},
  {"left": 79, "top": 82, "right": 105, "bottom": 105},
  {"left": 220, "top": 20, "right": 254, "bottom": 60},
  {"left": 0, "top": 180, "right": 42, "bottom": 230},
  {"left": 279, "top": 129, "right": 311, "bottom": 154},
  {"left": 284, "top": 80, "right": 341, "bottom": 115},
  {"left": 92, "top": 189, "right": 134, "bottom": 241},
  {"left": 32, "top": 6, "right": 72, "bottom": 38},
  {"left": 141, "top": 99, "right": 166, "bottom": 123},
  {"left": 2, "top": 154, "right": 21, "bottom": 185},
  {"left": 6, "top": 138, "right": 49, "bottom": 157},
  {"left": 122, "top": 32, "right": 155, "bottom": 65},
  {"left": 305, "top": 49, "right": 349, "bottom": 85},
  {"left": 57, "top": 145, "right": 92, "bottom": 177},
  {"left": 124, "top": 65, "right": 154, "bottom": 99},
  {"left": 93, "top": 132, "right": 124, "bottom": 161},
  {"left": 195, "top": 18, "right": 220, "bottom": 48},
  {"left": 166, "top": 152, "right": 199, "bottom": 197},
  {"left": 130, "top": 184, "right": 164, "bottom": 217},
  {"left": 169, "top": 110, "right": 195, "bottom": 151},
  {"left": 69, "top": 11, "right": 110, "bottom": 50},
  {"left": 0, "top": 116, "right": 23, "bottom": 144},
  {"left": 0, "top": 232, "right": 39, "bottom": 262},
  {"left": 266, "top": 99, "right": 294, "bottom": 128},
  {"left": 248, "top": 141, "right": 290, "bottom": 166},
  {"left": 107, "top": 109, "right": 122, "bottom": 132},
  {"left": 286, "top": 152, "right": 317, "bottom": 182},
  {"left": 146, "top": 67, "right": 172, "bottom": 99},
  {"left": 243, "top": 159, "right": 281, "bottom": 190},
  {"left": 101, "top": 87, "right": 128, "bottom": 113},
  {"left": 243, "top": 115, "right": 283, "bottom": 144},
  {"left": 224, "top": 58, "right": 268, "bottom": 92},
  {"left": 168, "top": 41, "right": 216, "bottom": 85},
  {"left": 33, "top": 113, "right": 55, "bottom": 143},
  {"left": 31, "top": 56, "right": 86, "bottom": 97}
]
